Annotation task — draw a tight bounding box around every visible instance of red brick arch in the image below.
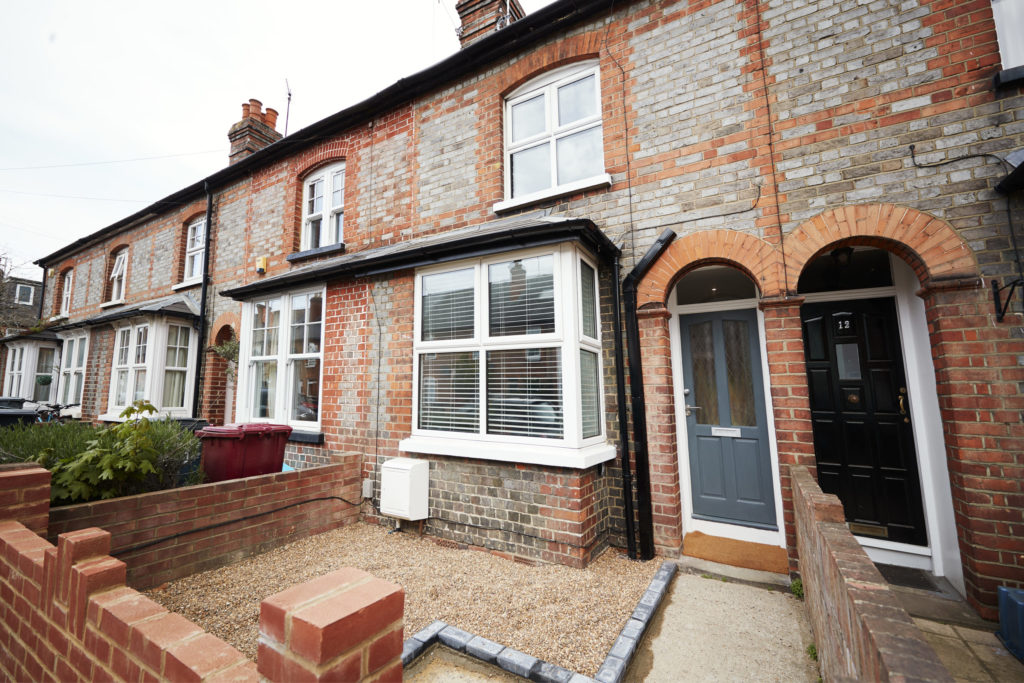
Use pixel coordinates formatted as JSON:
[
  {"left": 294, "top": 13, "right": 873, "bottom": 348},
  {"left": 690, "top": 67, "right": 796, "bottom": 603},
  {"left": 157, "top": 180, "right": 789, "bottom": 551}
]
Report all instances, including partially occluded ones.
[
  {"left": 637, "top": 230, "right": 782, "bottom": 307},
  {"left": 784, "top": 204, "right": 977, "bottom": 291}
]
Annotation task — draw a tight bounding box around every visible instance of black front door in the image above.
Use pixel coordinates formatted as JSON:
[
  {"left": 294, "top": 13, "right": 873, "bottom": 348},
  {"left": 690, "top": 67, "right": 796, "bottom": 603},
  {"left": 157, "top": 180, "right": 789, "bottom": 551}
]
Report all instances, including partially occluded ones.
[{"left": 801, "top": 298, "right": 927, "bottom": 546}]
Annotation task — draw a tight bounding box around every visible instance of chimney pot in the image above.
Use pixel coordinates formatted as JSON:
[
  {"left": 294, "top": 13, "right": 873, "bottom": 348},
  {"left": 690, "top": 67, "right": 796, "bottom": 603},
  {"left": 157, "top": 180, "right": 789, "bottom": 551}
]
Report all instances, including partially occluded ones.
[
  {"left": 241, "top": 103, "right": 250, "bottom": 118},
  {"left": 228, "top": 97, "right": 283, "bottom": 165},
  {"left": 249, "top": 98, "right": 263, "bottom": 122},
  {"left": 265, "top": 108, "right": 279, "bottom": 130}
]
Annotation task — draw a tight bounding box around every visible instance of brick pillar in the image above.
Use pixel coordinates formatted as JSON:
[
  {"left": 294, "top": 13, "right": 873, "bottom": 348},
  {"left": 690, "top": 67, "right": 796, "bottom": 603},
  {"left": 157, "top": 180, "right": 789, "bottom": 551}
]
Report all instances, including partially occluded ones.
[
  {"left": 0, "top": 465, "right": 51, "bottom": 536},
  {"left": 638, "top": 303, "right": 683, "bottom": 557},
  {"left": 920, "top": 281, "right": 1024, "bottom": 619},
  {"left": 759, "top": 297, "right": 814, "bottom": 572},
  {"left": 259, "top": 567, "right": 404, "bottom": 682}
]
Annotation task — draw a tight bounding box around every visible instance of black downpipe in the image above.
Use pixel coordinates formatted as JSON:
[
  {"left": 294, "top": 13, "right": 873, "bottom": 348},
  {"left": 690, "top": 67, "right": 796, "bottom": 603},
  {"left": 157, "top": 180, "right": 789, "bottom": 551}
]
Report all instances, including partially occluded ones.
[
  {"left": 36, "top": 273, "right": 46, "bottom": 322},
  {"left": 190, "top": 182, "right": 215, "bottom": 418},
  {"left": 611, "top": 254, "right": 637, "bottom": 559},
  {"left": 622, "top": 228, "right": 677, "bottom": 561}
]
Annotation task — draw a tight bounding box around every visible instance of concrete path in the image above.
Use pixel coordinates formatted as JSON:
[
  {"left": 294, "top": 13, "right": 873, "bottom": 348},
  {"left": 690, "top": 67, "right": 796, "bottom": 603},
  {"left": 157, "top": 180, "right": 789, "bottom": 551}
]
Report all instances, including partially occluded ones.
[{"left": 627, "top": 563, "right": 818, "bottom": 682}]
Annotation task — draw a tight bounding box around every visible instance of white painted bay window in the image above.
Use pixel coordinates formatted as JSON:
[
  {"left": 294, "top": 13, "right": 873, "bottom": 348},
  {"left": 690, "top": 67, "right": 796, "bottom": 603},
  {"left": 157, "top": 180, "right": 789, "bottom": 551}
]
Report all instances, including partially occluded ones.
[
  {"left": 57, "top": 333, "right": 89, "bottom": 413},
  {"left": 102, "top": 319, "right": 197, "bottom": 419},
  {"left": 401, "top": 244, "right": 613, "bottom": 468},
  {"left": 3, "top": 343, "right": 58, "bottom": 403},
  {"left": 238, "top": 288, "right": 324, "bottom": 429},
  {"left": 3, "top": 346, "right": 25, "bottom": 397}
]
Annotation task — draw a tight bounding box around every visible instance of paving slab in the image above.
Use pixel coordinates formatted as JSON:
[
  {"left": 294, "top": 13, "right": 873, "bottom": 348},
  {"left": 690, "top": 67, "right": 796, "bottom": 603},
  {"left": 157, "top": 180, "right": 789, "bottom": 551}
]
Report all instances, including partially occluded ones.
[{"left": 625, "top": 571, "right": 818, "bottom": 682}]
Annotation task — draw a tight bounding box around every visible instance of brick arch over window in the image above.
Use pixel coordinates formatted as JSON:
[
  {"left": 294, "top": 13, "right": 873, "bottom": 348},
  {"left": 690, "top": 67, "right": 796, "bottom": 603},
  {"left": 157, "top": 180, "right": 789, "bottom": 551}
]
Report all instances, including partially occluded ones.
[
  {"left": 636, "top": 230, "right": 781, "bottom": 308},
  {"left": 495, "top": 32, "right": 604, "bottom": 95},
  {"left": 784, "top": 204, "right": 977, "bottom": 291}
]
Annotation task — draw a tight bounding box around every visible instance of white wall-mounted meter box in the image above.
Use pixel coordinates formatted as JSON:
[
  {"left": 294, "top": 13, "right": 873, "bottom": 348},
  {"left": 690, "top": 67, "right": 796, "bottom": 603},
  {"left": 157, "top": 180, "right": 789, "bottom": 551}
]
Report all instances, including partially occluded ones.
[{"left": 380, "top": 457, "right": 429, "bottom": 521}]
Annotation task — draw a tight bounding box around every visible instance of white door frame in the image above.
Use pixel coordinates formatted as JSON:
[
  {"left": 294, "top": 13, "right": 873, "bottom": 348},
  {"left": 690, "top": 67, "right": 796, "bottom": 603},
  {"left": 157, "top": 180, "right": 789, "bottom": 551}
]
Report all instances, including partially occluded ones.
[
  {"left": 669, "top": 296, "right": 788, "bottom": 549},
  {"left": 797, "top": 255, "right": 965, "bottom": 596}
]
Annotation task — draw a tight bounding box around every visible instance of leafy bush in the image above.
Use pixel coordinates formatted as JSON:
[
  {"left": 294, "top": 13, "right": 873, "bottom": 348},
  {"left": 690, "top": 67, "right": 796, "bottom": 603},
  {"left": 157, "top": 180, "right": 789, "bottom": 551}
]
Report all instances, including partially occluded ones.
[
  {"left": 0, "top": 401, "right": 203, "bottom": 505},
  {"left": 790, "top": 577, "right": 804, "bottom": 599}
]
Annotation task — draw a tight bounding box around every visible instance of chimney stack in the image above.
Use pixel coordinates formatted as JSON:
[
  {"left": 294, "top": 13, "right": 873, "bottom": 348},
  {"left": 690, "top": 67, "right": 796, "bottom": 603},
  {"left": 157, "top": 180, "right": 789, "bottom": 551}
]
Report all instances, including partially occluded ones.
[
  {"left": 455, "top": 0, "right": 525, "bottom": 48},
  {"left": 228, "top": 99, "right": 283, "bottom": 165}
]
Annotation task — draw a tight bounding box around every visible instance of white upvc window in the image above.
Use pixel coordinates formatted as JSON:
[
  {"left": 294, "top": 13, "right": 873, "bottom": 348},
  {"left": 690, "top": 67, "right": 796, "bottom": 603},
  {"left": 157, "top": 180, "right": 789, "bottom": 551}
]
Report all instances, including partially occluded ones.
[
  {"left": 58, "top": 333, "right": 89, "bottom": 412},
  {"left": 301, "top": 162, "right": 345, "bottom": 251},
  {"left": 108, "top": 250, "right": 128, "bottom": 302},
  {"left": 103, "top": 319, "right": 197, "bottom": 419},
  {"left": 183, "top": 217, "right": 205, "bottom": 283},
  {"left": 59, "top": 270, "right": 73, "bottom": 317},
  {"left": 401, "top": 244, "right": 612, "bottom": 468},
  {"left": 15, "top": 284, "right": 33, "bottom": 305},
  {"left": 3, "top": 346, "right": 25, "bottom": 397},
  {"left": 499, "top": 61, "right": 609, "bottom": 211},
  {"left": 238, "top": 288, "right": 324, "bottom": 429},
  {"left": 993, "top": 0, "right": 1024, "bottom": 70}
]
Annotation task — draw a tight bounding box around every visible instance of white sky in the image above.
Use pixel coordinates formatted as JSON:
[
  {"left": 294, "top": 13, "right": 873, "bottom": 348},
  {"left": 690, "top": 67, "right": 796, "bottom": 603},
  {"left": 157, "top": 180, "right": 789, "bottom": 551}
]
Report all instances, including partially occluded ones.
[{"left": 0, "top": 1, "right": 553, "bottom": 279}]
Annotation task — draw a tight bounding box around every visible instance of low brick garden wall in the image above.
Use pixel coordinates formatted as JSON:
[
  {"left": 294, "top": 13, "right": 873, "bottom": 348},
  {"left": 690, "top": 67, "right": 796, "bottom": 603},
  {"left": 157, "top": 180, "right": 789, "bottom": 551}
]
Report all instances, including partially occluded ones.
[
  {"left": 0, "top": 466, "right": 403, "bottom": 683},
  {"left": 47, "top": 451, "right": 362, "bottom": 589},
  {"left": 791, "top": 465, "right": 952, "bottom": 681}
]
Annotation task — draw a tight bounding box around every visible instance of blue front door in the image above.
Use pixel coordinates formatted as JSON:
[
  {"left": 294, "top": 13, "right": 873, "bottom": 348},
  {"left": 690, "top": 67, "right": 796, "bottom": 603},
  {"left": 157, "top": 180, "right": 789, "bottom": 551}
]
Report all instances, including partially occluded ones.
[{"left": 679, "top": 308, "right": 776, "bottom": 529}]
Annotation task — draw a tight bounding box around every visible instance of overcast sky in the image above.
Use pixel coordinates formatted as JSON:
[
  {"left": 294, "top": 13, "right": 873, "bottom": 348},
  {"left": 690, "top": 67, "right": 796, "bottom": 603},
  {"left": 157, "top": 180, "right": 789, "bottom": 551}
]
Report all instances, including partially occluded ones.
[{"left": 0, "top": 1, "right": 553, "bottom": 279}]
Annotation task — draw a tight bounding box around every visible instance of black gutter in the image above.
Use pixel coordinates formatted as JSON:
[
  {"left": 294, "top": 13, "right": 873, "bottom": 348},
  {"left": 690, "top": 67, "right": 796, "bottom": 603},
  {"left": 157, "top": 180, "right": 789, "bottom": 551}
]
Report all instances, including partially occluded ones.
[
  {"left": 622, "top": 228, "right": 677, "bottom": 561},
  {"left": 611, "top": 253, "right": 637, "bottom": 559},
  {"left": 34, "top": 0, "right": 621, "bottom": 269},
  {"left": 220, "top": 220, "right": 619, "bottom": 300},
  {"left": 191, "top": 183, "right": 215, "bottom": 419}
]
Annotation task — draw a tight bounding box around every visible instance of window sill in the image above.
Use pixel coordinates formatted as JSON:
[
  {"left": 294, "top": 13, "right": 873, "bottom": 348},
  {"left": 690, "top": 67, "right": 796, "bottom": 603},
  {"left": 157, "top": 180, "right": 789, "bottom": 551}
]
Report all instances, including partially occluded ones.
[
  {"left": 289, "top": 430, "right": 325, "bottom": 444},
  {"left": 287, "top": 243, "right": 346, "bottom": 263},
  {"left": 492, "top": 173, "right": 613, "bottom": 214},
  {"left": 398, "top": 435, "right": 615, "bottom": 469},
  {"left": 99, "top": 300, "right": 125, "bottom": 309},
  {"left": 49, "top": 314, "right": 68, "bottom": 322},
  {"left": 994, "top": 65, "right": 1024, "bottom": 89},
  {"left": 172, "top": 280, "right": 202, "bottom": 291}
]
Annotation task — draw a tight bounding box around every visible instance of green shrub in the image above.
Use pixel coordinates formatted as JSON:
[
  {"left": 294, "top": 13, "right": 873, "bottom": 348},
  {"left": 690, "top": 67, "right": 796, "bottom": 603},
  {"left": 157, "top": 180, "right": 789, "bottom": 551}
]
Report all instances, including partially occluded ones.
[
  {"left": 0, "top": 421, "right": 98, "bottom": 469},
  {"left": 790, "top": 577, "right": 804, "bottom": 599},
  {"left": 0, "top": 401, "right": 204, "bottom": 505}
]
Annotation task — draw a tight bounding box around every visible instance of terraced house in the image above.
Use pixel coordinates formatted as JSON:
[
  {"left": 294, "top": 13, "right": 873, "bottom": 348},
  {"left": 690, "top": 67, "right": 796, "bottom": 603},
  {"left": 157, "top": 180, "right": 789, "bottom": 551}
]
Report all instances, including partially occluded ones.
[{"left": 5, "top": 0, "right": 1023, "bottom": 619}]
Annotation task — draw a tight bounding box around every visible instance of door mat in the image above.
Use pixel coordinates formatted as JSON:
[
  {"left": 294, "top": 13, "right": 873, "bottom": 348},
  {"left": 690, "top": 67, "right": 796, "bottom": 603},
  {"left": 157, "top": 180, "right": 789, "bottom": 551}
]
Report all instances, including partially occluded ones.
[{"left": 682, "top": 531, "right": 789, "bottom": 575}]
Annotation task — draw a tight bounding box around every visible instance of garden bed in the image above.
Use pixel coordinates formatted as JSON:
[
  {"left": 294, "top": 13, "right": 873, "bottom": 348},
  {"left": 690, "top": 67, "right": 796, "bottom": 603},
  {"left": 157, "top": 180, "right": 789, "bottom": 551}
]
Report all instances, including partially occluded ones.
[{"left": 146, "top": 522, "right": 659, "bottom": 676}]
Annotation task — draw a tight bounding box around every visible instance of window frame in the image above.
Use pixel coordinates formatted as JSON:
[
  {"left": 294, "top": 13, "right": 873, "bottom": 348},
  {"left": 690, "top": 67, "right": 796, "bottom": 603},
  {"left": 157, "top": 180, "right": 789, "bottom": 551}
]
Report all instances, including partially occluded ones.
[
  {"left": 236, "top": 287, "right": 326, "bottom": 431},
  {"left": 57, "top": 332, "right": 89, "bottom": 417},
  {"left": 401, "top": 244, "right": 613, "bottom": 468},
  {"left": 3, "top": 345, "right": 25, "bottom": 398},
  {"left": 108, "top": 249, "right": 128, "bottom": 303},
  {"left": 101, "top": 318, "right": 197, "bottom": 420},
  {"left": 496, "top": 61, "right": 611, "bottom": 213},
  {"left": 14, "top": 284, "right": 34, "bottom": 305},
  {"left": 182, "top": 217, "right": 206, "bottom": 285},
  {"left": 58, "top": 269, "right": 73, "bottom": 317},
  {"left": 300, "top": 162, "right": 346, "bottom": 252}
]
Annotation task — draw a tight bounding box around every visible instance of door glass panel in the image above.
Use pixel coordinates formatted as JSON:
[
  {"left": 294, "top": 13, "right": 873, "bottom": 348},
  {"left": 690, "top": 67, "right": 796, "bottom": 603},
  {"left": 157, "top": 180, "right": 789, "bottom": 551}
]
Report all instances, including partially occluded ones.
[
  {"left": 836, "top": 343, "right": 861, "bottom": 380},
  {"left": 688, "top": 322, "right": 719, "bottom": 425},
  {"left": 723, "top": 319, "right": 756, "bottom": 427}
]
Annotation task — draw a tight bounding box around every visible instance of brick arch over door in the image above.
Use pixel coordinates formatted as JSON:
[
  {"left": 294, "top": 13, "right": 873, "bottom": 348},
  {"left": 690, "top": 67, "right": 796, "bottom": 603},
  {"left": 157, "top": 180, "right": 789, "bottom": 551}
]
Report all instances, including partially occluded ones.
[
  {"left": 636, "top": 230, "right": 782, "bottom": 308},
  {"left": 784, "top": 204, "right": 978, "bottom": 291}
]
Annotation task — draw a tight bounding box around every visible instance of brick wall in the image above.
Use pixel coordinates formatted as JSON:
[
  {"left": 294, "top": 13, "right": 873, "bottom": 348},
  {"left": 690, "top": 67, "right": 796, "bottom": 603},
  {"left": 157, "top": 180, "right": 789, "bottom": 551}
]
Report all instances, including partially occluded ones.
[
  {"left": 792, "top": 465, "right": 952, "bottom": 682},
  {"left": 47, "top": 453, "right": 362, "bottom": 590},
  {"left": 0, "top": 469, "right": 403, "bottom": 683}
]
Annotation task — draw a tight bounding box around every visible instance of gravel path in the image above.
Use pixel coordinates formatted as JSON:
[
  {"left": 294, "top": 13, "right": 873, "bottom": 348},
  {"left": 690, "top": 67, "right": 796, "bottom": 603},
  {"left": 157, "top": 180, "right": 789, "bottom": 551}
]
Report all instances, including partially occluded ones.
[{"left": 146, "top": 522, "right": 658, "bottom": 676}]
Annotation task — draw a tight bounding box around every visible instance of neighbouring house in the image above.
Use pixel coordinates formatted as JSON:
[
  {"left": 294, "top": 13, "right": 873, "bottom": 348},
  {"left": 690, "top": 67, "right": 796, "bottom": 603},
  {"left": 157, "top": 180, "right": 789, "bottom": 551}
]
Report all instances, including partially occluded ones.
[
  {"left": 0, "top": 273, "right": 49, "bottom": 403},
  {"left": 3, "top": 0, "right": 1022, "bottom": 620}
]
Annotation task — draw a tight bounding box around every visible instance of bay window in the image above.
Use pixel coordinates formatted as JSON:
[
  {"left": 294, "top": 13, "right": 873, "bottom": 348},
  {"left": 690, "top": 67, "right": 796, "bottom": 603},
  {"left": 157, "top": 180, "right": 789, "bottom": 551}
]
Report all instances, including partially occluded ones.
[
  {"left": 3, "top": 347, "right": 24, "bottom": 397},
  {"left": 238, "top": 288, "right": 324, "bottom": 428},
  {"left": 58, "top": 333, "right": 89, "bottom": 411},
  {"left": 3, "top": 343, "right": 58, "bottom": 403},
  {"left": 102, "top": 320, "right": 196, "bottom": 419},
  {"left": 401, "top": 244, "right": 612, "bottom": 468}
]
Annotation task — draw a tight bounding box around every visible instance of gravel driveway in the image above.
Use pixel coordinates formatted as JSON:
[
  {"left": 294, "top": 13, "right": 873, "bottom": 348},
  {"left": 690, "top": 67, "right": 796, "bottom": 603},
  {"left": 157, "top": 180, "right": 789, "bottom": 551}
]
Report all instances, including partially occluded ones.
[{"left": 146, "top": 522, "right": 658, "bottom": 676}]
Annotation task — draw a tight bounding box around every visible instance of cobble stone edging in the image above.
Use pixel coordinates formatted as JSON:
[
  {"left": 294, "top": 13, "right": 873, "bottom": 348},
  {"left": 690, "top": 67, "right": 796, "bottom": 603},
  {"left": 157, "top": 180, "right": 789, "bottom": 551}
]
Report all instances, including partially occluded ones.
[
  {"left": 595, "top": 561, "right": 678, "bottom": 683},
  {"left": 401, "top": 559, "right": 678, "bottom": 682}
]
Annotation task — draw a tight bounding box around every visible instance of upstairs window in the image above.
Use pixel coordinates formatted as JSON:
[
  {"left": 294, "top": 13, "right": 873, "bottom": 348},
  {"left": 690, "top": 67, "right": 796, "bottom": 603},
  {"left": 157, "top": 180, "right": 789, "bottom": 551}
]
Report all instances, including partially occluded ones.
[
  {"left": 301, "top": 162, "right": 345, "bottom": 251},
  {"left": 108, "top": 249, "right": 128, "bottom": 302},
  {"left": 58, "top": 269, "right": 73, "bottom": 317},
  {"left": 183, "top": 217, "right": 205, "bottom": 283},
  {"left": 15, "top": 284, "right": 33, "bottom": 305},
  {"left": 993, "top": 0, "right": 1024, "bottom": 70},
  {"left": 502, "top": 62, "right": 606, "bottom": 207}
]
